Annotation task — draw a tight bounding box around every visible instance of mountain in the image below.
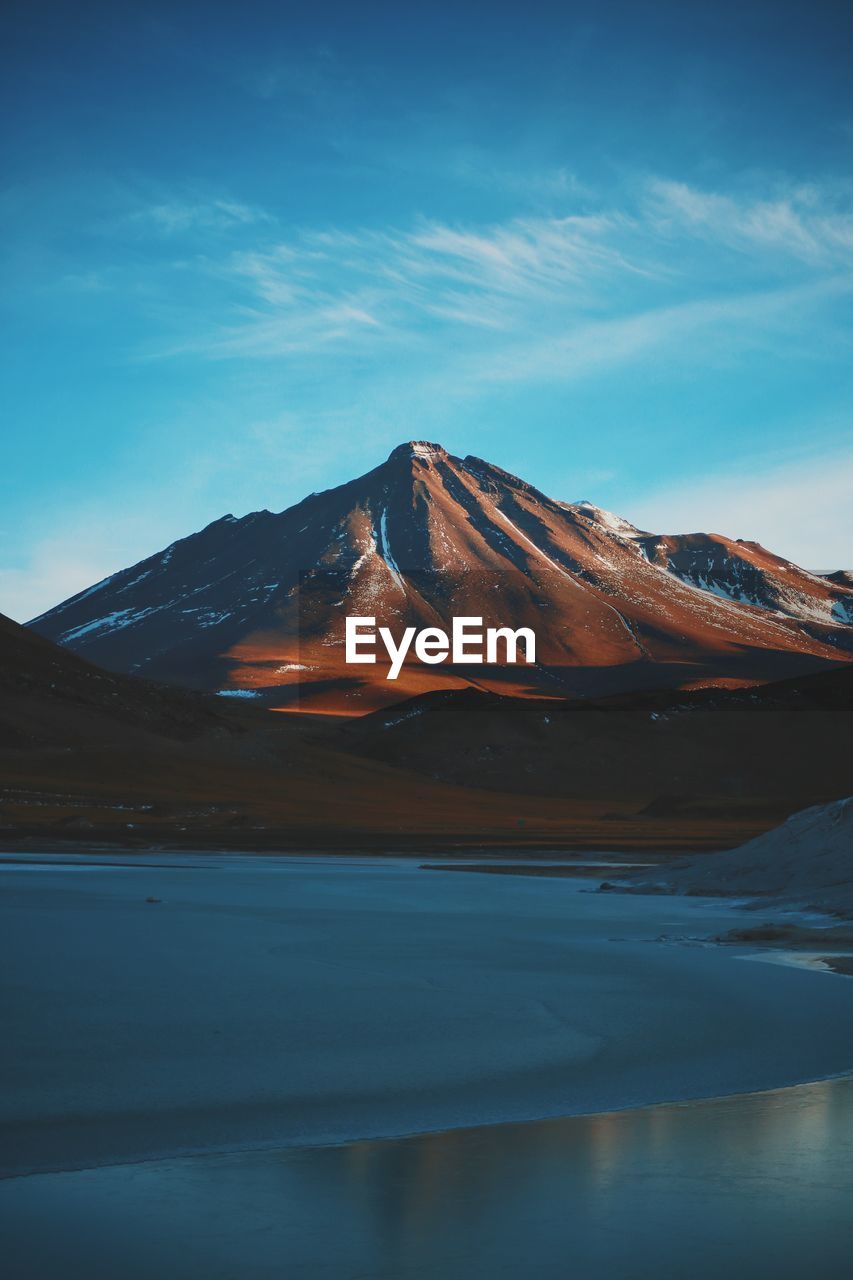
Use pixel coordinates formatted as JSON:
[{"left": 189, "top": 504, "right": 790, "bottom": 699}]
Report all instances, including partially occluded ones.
[
  {"left": 635, "top": 531, "right": 853, "bottom": 626},
  {"left": 823, "top": 569, "right": 853, "bottom": 591},
  {"left": 0, "top": 609, "right": 233, "bottom": 749},
  {"left": 29, "top": 441, "right": 853, "bottom": 713}
]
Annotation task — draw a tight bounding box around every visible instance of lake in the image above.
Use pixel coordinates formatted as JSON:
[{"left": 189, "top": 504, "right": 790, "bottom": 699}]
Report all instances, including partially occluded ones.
[{"left": 2, "top": 852, "right": 852, "bottom": 1277}]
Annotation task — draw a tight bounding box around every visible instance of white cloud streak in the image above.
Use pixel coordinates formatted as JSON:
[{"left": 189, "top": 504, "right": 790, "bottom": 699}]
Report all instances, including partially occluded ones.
[
  {"left": 646, "top": 179, "right": 853, "bottom": 263},
  {"left": 143, "top": 176, "right": 852, "bottom": 380}
]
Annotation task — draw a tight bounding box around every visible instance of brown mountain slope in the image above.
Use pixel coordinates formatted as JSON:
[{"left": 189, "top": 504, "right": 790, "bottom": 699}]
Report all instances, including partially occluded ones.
[
  {"left": 0, "top": 611, "right": 233, "bottom": 749},
  {"left": 29, "top": 442, "right": 853, "bottom": 713}
]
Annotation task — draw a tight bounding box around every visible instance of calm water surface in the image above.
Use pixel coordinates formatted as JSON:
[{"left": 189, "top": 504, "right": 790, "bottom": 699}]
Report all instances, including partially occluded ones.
[
  {"left": 2, "top": 852, "right": 852, "bottom": 1278},
  {"left": 3, "top": 1075, "right": 853, "bottom": 1279}
]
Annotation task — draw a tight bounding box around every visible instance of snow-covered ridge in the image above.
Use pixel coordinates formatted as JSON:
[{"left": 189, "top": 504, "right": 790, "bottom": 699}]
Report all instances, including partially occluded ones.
[
  {"left": 388, "top": 441, "right": 448, "bottom": 462},
  {"left": 569, "top": 501, "right": 644, "bottom": 539}
]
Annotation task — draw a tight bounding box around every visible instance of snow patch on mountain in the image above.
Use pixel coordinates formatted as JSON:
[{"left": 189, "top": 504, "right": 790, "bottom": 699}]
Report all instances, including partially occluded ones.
[
  {"left": 377, "top": 509, "right": 405, "bottom": 593},
  {"left": 571, "top": 501, "right": 643, "bottom": 539},
  {"left": 350, "top": 529, "right": 378, "bottom": 577},
  {"left": 61, "top": 607, "right": 160, "bottom": 643},
  {"left": 180, "top": 608, "right": 233, "bottom": 629},
  {"left": 674, "top": 562, "right": 851, "bottom": 628}
]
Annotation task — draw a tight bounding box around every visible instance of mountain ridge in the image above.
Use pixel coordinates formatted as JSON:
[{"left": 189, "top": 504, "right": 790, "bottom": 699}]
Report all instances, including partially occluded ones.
[{"left": 29, "top": 441, "right": 853, "bottom": 713}]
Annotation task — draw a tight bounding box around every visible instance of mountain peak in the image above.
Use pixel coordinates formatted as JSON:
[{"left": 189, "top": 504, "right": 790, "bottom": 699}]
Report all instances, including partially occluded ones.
[
  {"left": 387, "top": 440, "right": 449, "bottom": 463},
  {"left": 27, "top": 441, "right": 853, "bottom": 714}
]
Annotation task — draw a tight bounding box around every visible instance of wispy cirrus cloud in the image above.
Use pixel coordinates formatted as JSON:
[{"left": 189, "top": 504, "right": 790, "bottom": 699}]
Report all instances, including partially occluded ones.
[
  {"left": 449, "top": 155, "right": 593, "bottom": 203},
  {"left": 646, "top": 178, "right": 853, "bottom": 263},
  {"left": 399, "top": 212, "right": 649, "bottom": 297},
  {"left": 145, "top": 177, "right": 852, "bottom": 387},
  {"left": 159, "top": 208, "right": 661, "bottom": 360},
  {"left": 134, "top": 198, "right": 271, "bottom": 235},
  {"left": 454, "top": 272, "right": 853, "bottom": 390},
  {"left": 29, "top": 170, "right": 847, "bottom": 432},
  {"left": 116, "top": 191, "right": 273, "bottom": 239}
]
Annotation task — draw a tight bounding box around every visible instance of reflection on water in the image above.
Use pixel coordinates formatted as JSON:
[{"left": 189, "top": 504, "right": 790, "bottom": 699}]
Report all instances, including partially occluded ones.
[{"left": 4, "top": 1075, "right": 853, "bottom": 1280}]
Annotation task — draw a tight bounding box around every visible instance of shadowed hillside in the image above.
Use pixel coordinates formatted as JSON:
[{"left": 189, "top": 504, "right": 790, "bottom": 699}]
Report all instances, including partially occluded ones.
[{"left": 2, "top": 612, "right": 852, "bottom": 853}]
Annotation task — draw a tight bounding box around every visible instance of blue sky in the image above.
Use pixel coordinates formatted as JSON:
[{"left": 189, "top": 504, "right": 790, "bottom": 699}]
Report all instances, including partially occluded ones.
[{"left": 2, "top": 0, "right": 852, "bottom": 620}]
